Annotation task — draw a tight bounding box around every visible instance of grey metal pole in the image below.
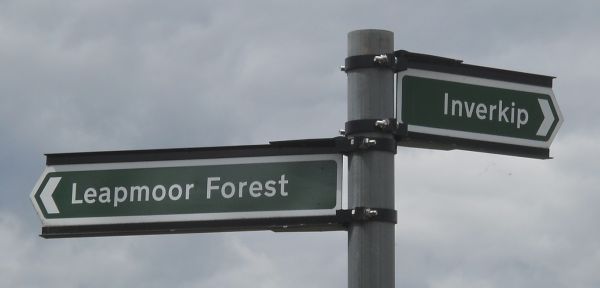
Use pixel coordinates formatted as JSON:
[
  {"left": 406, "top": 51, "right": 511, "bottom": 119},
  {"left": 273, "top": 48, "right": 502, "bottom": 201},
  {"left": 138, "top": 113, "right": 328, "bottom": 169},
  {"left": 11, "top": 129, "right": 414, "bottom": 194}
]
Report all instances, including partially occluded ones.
[{"left": 346, "top": 29, "right": 395, "bottom": 288}]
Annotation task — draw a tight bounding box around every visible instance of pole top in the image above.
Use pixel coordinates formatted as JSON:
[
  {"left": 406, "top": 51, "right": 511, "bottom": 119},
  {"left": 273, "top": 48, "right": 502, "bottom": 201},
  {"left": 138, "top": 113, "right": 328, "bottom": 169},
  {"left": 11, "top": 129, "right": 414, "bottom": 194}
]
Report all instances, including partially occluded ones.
[{"left": 347, "top": 29, "right": 394, "bottom": 56}]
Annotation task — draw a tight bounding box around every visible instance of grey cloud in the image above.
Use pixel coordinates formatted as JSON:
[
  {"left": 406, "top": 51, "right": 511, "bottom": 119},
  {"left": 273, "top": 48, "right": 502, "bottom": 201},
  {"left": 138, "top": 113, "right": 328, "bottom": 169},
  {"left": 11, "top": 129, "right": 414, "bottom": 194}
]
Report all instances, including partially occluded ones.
[
  {"left": 394, "top": 144, "right": 600, "bottom": 288},
  {"left": 1, "top": 0, "right": 599, "bottom": 287}
]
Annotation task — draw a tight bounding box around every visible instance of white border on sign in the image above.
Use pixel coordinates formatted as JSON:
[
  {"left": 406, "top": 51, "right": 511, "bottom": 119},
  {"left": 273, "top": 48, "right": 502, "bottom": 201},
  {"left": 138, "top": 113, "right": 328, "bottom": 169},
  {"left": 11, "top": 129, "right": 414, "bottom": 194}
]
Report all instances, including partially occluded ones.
[
  {"left": 30, "top": 154, "right": 343, "bottom": 227},
  {"left": 396, "top": 69, "right": 563, "bottom": 148}
]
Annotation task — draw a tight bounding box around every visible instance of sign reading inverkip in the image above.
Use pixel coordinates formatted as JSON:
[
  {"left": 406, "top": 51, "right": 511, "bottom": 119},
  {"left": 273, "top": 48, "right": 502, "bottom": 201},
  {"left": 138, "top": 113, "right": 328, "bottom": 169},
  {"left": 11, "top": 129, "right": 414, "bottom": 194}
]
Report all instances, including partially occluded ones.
[
  {"left": 396, "top": 56, "right": 563, "bottom": 158},
  {"left": 31, "top": 150, "right": 342, "bottom": 231}
]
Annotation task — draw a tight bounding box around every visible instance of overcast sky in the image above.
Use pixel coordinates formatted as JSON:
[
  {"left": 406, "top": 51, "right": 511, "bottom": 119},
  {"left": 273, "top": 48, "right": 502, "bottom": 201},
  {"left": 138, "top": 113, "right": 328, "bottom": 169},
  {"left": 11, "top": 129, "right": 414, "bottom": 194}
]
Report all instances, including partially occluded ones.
[{"left": 1, "top": 0, "right": 599, "bottom": 287}]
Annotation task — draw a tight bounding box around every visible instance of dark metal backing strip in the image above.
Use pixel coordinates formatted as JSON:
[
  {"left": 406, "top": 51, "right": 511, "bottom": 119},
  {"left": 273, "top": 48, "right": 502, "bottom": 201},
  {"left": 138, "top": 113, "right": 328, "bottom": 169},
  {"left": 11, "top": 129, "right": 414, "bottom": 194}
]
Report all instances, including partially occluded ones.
[
  {"left": 394, "top": 50, "right": 554, "bottom": 87},
  {"left": 41, "top": 215, "right": 346, "bottom": 238},
  {"left": 399, "top": 132, "right": 550, "bottom": 159},
  {"left": 46, "top": 140, "right": 343, "bottom": 166}
]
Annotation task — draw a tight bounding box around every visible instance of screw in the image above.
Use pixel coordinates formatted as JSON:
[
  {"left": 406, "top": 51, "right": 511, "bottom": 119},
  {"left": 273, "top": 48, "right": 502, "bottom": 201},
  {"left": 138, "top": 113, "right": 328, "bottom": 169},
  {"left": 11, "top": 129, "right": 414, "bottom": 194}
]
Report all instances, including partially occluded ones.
[
  {"left": 363, "top": 138, "right": 377, "bottom": 147},
  {"left": 364, "top": 208, "right": 378, "bottom": 217},
  {"left": 375, "top": 119, "right": 390, "bottom": 129},
  {"left": 340, "top": 65, "right": 346, "bottom": 72},
  {"left": 373, "top": 54, "right": 389, "bottom": 65}
]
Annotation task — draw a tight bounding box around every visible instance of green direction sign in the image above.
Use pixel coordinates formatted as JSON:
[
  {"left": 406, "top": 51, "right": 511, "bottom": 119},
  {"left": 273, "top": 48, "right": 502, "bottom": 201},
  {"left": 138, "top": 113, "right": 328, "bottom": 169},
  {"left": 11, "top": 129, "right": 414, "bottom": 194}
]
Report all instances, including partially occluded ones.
[
  {"left": 397, "top": 69, "right": 563, "bottom": 149},
  {"left": 31, "top": 154, "right": 342, "bottom": 227}
]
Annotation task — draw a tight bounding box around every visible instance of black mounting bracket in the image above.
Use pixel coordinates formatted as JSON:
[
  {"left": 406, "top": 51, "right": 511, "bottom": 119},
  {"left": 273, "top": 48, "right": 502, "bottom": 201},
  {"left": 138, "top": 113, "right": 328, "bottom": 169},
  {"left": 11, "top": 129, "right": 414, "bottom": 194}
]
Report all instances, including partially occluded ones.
[
  {"left": 336, "top": 136, "right": 397, "bottom": 154},
  {"left": 342, "top": 53, "right": 397, "bottom": 72},
  {"left": 337, "top": 207, "right": 397, "bottom": 225},
  {"left": 344, "top": 118, "right": 407, "bottom": 140}
]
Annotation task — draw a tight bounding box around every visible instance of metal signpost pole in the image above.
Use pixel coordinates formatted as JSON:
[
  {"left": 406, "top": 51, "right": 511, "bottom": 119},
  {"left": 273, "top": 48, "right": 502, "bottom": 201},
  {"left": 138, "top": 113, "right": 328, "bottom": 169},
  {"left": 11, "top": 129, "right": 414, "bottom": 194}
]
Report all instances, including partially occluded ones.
[{"left": 346, "top": 29, "right": 395, "bottom": 288}]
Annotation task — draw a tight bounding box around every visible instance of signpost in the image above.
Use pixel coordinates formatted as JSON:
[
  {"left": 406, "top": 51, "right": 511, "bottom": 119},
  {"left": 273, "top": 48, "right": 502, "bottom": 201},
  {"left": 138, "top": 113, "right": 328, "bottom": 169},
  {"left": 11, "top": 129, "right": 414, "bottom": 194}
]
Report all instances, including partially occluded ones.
[
  {"left": 396, "top": 56, "right": 563, "bottom": 158},
  {"left": 29, "top": 29, "right": 564, "bottom": 288},
  {"left": 31, "top": 145, "right": 343, "bottom": 237}
]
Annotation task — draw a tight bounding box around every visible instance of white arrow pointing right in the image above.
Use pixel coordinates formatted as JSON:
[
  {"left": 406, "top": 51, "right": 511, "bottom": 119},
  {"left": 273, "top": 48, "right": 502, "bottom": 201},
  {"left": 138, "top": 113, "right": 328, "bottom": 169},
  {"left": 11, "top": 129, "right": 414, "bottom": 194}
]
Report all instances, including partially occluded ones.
[
  {"left": 40, "top": 177, "right": 61, "bottom": 214},
  {"left": 536, "top": 99, "right": 554, "bottom": 137}
]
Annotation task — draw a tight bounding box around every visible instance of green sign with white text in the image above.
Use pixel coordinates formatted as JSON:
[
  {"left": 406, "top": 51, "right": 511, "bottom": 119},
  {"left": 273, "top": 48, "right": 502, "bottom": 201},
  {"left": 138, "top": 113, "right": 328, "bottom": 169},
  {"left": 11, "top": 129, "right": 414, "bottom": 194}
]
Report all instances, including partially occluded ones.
[
  {"left": 31, "top": 154, "right": 342, "bottom": 227},
  {"left": 397, "top": 69, "right": 562, "bottom": 149}
]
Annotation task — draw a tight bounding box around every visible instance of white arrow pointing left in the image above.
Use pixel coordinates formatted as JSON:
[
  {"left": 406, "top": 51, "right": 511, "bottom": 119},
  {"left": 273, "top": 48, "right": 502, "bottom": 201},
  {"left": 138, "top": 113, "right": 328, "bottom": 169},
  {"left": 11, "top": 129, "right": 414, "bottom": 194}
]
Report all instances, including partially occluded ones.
[{"left": 40, "top": 177, "right": 61, "bottom": 214}]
